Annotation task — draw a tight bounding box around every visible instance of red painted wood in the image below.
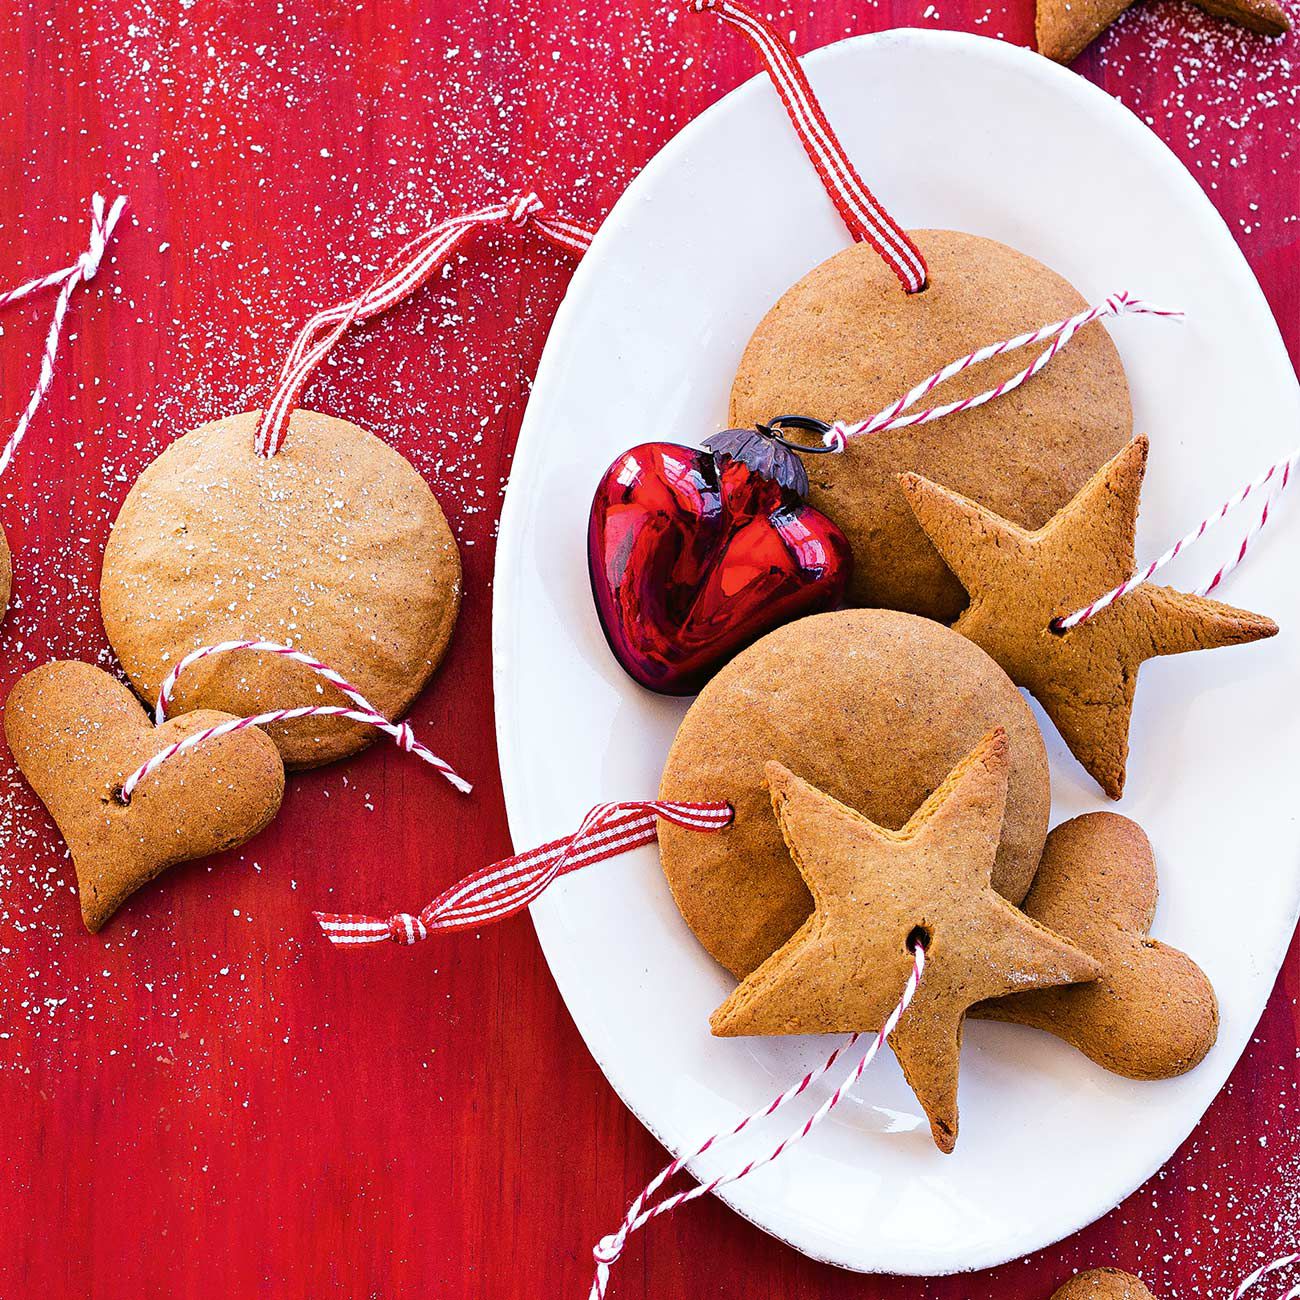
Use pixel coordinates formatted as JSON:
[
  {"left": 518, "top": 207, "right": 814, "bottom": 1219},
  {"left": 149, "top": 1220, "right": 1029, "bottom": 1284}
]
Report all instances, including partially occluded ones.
[{"left": 1, "top": 1, "right": 1297, "bottom": 1296}]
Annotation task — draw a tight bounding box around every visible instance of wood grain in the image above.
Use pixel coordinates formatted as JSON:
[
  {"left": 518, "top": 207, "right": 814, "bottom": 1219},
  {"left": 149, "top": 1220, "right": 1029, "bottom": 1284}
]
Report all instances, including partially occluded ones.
[{"left": 0, "top": 0, "right": 1297, "bottom": 1295}]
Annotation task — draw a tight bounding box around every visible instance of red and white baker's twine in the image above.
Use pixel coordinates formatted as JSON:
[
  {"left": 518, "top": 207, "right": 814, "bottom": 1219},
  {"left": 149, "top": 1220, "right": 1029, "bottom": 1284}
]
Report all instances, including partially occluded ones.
[
  {"left": 314, "top": 799, "right": 732, "bottom": 945},
  {"left": 687, "top": 0, "right": 927, "bottom": 293},
  {"left": 802, "top": 288, "right": 1294, "bottom": 628},
  {"left": 255, "top": 192, "right": 594, "bottom": 457},
  {"left": 117, "top": 639, "right": 470, "bottom": 802},
  {"left": 1231, "top": 1254, "right": 1300, "bottom": 1299},
  {"left": 0, "top": 192, "right": 127, "bottom": 477},
  {"left": 1054, "top": 445, "right": 1298, "bottom": 630},
  {"left": 820, "top": 291, "right": 1180, "bottom": 451},
  {"left": 589, "top": 943, "right": 926, "bottom": 1300}
]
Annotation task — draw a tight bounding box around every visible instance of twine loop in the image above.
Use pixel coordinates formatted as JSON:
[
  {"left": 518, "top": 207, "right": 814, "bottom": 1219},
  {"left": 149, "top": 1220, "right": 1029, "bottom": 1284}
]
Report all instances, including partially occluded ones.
[
  {"left": 120, "top": 639, "right": 470, "bottom": 801},
  {"left": 592, "top": 1235, "right": 624, "bottom": 1267},
  {"left": 0, "top": 191, "right": 128, "bottom": 479}
]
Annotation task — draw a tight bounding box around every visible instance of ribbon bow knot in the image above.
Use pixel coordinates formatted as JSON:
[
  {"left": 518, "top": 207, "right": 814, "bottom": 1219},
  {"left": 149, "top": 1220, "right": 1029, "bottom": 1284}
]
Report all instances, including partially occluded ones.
[{"left": 386, "top": 912, "right": 430, "bottom": 945}]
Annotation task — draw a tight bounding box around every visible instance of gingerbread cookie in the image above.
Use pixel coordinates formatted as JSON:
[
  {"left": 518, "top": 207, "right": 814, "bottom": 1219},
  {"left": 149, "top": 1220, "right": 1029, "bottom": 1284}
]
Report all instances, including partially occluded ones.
[
  {"left": 0, "top": 524, "right": 10, "bottom": 619},
  {"left": 712, "top": 736, "right": 1099, "bottom": 1152},
  {"left": 900, "top": 437, "right": 1277, "bottom": 798},
  {"left": 1051, "top": 1269, "right": 1158, "bottom": 1300},
  {"left": 100, "top": 409, "right": 461, "bottom": 769},
  {"left": 729, "top": 231, "right": 1132, "bottom": 622},
  {"left": 975, "top": 812, "right": 1217, "bottom": 1079},
  {"left": 4, "top": 660, "right": 285, "bottom": 931},
  {"left": 658, "top": 608, "right": 1051, "bottom": 979},
  {"left": 1037, "top": 0, "right": 1288, "bottom": 65}
]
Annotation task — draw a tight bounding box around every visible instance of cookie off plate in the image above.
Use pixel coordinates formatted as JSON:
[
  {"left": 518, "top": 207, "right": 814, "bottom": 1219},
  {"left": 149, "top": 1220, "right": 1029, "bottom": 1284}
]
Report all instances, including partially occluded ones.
[{"left": 492, "top": 29, "right": 1300, "bottom": 1275}]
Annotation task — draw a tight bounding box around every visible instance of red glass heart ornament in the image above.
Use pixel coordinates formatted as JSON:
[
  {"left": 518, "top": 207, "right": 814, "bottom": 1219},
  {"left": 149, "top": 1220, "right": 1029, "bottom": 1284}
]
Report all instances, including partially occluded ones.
[{"left": 588, "top": 427, "right": 853, "bottom": 694}]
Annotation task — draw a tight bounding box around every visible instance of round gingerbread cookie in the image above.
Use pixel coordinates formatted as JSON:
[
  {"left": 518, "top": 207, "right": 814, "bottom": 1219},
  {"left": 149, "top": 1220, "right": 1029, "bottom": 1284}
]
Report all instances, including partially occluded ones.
[
  {"left": 100, "top": 409, "right": 461, "bottom": 768},
  {"left": 658, "top": 608, "right": 1050, "bottom": 978},
  {"left": 729, "top": 230, "right": 1132, "bottom": 622}
]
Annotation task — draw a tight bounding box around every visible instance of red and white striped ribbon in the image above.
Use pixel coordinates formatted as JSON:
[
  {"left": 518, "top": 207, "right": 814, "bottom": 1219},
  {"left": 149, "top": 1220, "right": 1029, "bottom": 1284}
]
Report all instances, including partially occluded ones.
[
  {"left": 1054, "top": 446, "right": 1298, "bottom": 630},
  {"left": 0, "top": 192, "right": 127, "bottom": 477},
  {"left": 255, "top": 192, "right": 595, "bottom": 456},
  {"left": 314, "top": 798, "right": 732, "bottom": 946},
  {"left": 686, "top": 0, "right": 926, "bottom": 294},
  {"left": 821, "top": 291, "right": 1180, "bottom": 451},
  {"left": 589, "top": 943, "right": 926, "bottom": 1300},
  {"left": 118, "top": 639, "right": 470, "bottom": 802}
]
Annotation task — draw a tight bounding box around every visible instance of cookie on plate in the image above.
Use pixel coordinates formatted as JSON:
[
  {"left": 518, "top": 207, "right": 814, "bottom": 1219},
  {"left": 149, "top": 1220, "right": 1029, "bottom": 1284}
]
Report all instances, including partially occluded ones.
[
  {"left": 975, "top": 812, "right": 1217, "bottom": 1079},
  {"left": 711, "top": 735, "right": 1099, "bottom": 1152},
  {"left": 658, "top": 608, "right": 1051, "bottom": 978},
  {"left": 729, "top": 230, "right": 1132, "bottom": 622}
]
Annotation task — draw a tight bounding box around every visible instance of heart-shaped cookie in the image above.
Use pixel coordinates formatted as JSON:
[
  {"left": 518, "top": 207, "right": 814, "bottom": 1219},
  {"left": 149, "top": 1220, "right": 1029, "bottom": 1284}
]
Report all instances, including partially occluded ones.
[
  {"left": 4, "top": 660, "right": 285, "bottom": 932},
  {"left": 975, "top": 812, "right": 1218, "bottom": 1079},
  {"left": 1051, "top": 1269, "right": 1157, "bottom": 1300},
  {"left": 100, "top": 409, "right": 461, "bottom": 768},
  {"left": 588, "top": 438, "right": 851, "bottom": 693}
]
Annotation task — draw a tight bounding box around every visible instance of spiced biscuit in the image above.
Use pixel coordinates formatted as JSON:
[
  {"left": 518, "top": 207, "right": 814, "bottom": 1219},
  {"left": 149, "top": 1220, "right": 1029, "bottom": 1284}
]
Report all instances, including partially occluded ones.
[
  {"left": 1051, "top": 1270, "right": 1158, "bottom": 1300},
  {"left": 975, "top": 812, "right": 1217, "bottom": 1079},
  {"left": 729, "top": 231, "right": 1132, "bottom": 622},
  {"left": 712, "top": 738, "right": 1099, "bottom": 1152},
  {"left": 100, "top": 409, "right": 461, "bottom": 769},
  {"left": 900, "top": 437, "right": 1277, "bottom": 798},
  {"left": 658, "top": 608, "right": 1051, "bottom": 978},
  {"left": 1037, "top": 0, "right": 1288, "bottom": 66},
  {"left": 4, "top": 660, "right": 285, "bottom": 932},
  {"left": 0, "top": 524, "right": 9, "bottom": 619}
]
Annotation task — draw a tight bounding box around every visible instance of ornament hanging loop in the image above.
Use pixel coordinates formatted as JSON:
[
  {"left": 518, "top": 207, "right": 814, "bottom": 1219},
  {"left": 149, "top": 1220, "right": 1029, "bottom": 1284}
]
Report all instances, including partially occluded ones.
[{"left": 755, "top": 414, "right": 838, "bottom": 454}]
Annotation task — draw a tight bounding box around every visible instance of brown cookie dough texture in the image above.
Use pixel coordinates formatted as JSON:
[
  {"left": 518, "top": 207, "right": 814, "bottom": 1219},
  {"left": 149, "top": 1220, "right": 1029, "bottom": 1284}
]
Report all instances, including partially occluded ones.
[
  {"left": 976, "top": 812, "right": 1218, "bottom": 1079},
  {"left": 4, "top": 661, "right": 285, "bottom": 932},
  {"left": 710, "top": 739, "right": 1097, "bottom": 1153},
  {"left": 1037, "top": 0, "right": 1289, "bottom": 66},
  {"left": 0, "top": 523, "right": 10, "bottom": 619},
  {"left": 728, "top": 231, "right": 1132, "bottom": 622},
  {"left": 1051, "top": 1269, "right": 1158, "bottom": 1300},
  {"left": 100, "top": 410, "right": 461, "bottom": 768},
  {"left": 657, "top": 609, "right": 1051, "bottom": 979}
]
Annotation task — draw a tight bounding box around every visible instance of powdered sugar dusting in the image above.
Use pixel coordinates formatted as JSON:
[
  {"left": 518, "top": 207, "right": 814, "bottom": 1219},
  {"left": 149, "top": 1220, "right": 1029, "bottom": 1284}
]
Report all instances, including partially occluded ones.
[{"left": 0, "top": 0, "right": 1297, "bottom": 1290}]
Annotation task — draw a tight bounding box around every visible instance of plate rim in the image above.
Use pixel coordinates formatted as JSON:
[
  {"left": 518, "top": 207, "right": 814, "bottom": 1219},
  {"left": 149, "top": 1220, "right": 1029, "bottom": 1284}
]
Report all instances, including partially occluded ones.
[{"left": 492, "top": 25, "right": 1300, "bottom": 1276}]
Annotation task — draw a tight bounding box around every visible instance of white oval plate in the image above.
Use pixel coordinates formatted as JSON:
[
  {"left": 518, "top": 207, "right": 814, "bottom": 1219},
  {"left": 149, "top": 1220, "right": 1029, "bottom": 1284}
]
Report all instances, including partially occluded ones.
[{"left": 493, "top": 29, "right": 1300, "bottom": 1275}]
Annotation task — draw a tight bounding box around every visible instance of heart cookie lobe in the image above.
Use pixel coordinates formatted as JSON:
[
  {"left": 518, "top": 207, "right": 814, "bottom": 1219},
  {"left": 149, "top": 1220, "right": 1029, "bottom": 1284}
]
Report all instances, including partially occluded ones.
[
  {"left": 4, "top": 661, "right": 285, "bottom": 932},
  {"left": 974, "top": 812, "right": 1218, "bottom": 1079},
  {"left": 100, "top": 410, "right": 461, "bottom": 769},
  {"left": 1050, "top": 1269, "right": 1158, "bottom": 1300}
]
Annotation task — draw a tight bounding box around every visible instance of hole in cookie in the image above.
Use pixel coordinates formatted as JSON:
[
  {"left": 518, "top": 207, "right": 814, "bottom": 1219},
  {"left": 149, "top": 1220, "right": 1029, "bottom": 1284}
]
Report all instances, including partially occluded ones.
[
  {"left": 108, "top": 783, "right": 131, "bottom": 807},
  {"left": 1047, "top": 617, "right": 1069, "bottom": 637},
  {"left": 906, "top": 925, "right": 931, "bottom": 953}
]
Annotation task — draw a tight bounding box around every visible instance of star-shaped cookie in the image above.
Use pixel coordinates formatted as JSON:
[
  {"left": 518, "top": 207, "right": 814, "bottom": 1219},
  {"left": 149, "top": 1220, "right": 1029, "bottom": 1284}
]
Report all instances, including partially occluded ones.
[
  {"left": 899, "top": 437, "right": 1277, "bottom": 799},
  {"left": 710, "top": 731, "right": 1099, "bottom": 1152},
  {"left": 1038, "top": 0, "right": 1289, "bottom": 65}
]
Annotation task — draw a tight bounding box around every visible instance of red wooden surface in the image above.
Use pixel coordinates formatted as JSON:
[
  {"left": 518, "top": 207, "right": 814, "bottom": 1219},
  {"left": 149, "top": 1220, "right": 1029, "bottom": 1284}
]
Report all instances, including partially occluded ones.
[{"left": 1, "top": 1, "right": 1298, "bottom": 1296}]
